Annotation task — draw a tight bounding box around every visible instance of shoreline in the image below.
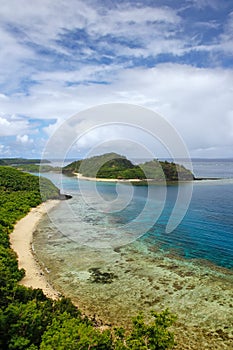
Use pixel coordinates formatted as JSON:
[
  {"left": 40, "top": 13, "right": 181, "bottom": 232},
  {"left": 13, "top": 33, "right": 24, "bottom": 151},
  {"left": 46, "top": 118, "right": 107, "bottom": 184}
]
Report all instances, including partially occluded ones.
[
  {"left": 74, "top": 172, "right": 228, "bottom": 184},
  {"left": 10, "top": 200, "right": 61, "bottom": 300},
  {"left": 74, "top": 172, "right": 143, "bottom": 182}
]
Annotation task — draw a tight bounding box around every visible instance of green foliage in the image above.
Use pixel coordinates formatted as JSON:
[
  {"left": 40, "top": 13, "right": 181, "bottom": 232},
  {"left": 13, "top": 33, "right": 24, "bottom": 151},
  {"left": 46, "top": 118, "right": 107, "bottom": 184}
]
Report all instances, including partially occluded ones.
[
  {"left": 62, "top": 159, "right": 81, "bottom": 174},
  {"left": 0, "top": 158, "right": 50, "bottom": 165},
  {"left": 39, "top": 176, "right": 61, "bottom": 200},
  {"left": 12, "top": 286, "right": 48, "bottom": 304},
  {"left": 113, "top": 310, "right": 176, "bottom": 350},
  {"left": 62, "top": 153, "right": 194, "bottom": 181},
  {"left": 139, "top": 160, "right": 164, "bottom": 180},
  {"left": 159, "top": 161, "right": 194, "bottom": 181},
  {"left": 63, "top": 153, "right": 132, "bottom": 178},
  {"left": 40, "top": 312, "right": 113, "bottom": 350},
  {"left": 125, "top": 309, "right": 176, "bottom": 350},
  {"left": 62, "top": 153, "right": 134, "bottom": 178},
  {"left": 13, "top": 164, "right": 61, "bottom": 173},
  {"left": 3, "top": 300, "right": 52, "bottom": 348},
  {"left": 52, "top": 297, "right": 81, "bottom": 318},
  {"left": 0, "top": 166, "right": 61, "bottom": 204}
]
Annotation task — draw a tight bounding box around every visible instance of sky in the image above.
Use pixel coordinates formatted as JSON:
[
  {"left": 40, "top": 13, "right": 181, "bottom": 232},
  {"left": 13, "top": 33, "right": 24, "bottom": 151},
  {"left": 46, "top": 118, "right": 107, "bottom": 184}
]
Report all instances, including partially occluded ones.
[{"left": 0, "top": 0, "right": 233, "bottom": 159}]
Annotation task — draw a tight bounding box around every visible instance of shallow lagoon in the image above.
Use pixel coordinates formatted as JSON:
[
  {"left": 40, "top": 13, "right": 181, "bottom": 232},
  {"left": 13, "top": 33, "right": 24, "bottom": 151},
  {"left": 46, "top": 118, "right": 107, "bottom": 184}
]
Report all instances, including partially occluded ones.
[{"left": 34, "top": 161, "right": 233, "bottom": 349}]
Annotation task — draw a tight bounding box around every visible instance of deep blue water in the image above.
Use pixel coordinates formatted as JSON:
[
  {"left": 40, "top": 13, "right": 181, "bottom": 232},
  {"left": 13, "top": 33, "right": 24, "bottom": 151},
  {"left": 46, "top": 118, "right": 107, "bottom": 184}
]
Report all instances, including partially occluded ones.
[
  {"left": 143, "top": 183, "right": 233, "bottom": 268},
  {"left": 40, "top": 160, "right": 233, "bottom": 269}
]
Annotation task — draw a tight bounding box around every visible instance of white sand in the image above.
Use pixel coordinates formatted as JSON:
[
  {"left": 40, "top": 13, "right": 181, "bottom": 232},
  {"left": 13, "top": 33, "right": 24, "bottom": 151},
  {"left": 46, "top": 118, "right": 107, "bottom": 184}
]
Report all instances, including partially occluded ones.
[
  {"left": 75, "top": 172, "right": 143, "bottom": 182},
  {"left": 10, "top": 200, "right": 61, "bottom": 300}
]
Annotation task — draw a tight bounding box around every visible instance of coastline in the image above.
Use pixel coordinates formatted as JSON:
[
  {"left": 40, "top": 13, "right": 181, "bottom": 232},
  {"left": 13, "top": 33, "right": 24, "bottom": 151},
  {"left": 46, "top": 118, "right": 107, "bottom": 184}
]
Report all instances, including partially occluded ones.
[
  {"left": 10, "top": 200, "right": 61, "bottom": 300},
  {"left": 75, "top": 172, "right": 230, "bottom": 184},
  {"left": 75, "top": 172, "right": 154, "bottom": 183}
]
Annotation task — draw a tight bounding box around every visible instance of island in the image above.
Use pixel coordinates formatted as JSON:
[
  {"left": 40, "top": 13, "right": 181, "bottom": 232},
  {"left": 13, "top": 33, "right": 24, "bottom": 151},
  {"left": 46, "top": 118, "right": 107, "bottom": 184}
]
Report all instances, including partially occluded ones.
[
  {"left": 62, "top": 152, "right": 194, "bottom": 182},
  {"left": 0, "top": 157, "right": 50, "bottom": 165},
  {"left": 0, "top": 158, "right": 61, "bottom": 173}
]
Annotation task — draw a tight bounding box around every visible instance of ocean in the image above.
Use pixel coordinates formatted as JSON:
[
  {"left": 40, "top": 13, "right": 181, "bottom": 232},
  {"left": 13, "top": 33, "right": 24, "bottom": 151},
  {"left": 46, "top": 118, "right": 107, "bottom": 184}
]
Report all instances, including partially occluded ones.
[{"left": 33, "top": 159, "right": 233, "bottom": 348}]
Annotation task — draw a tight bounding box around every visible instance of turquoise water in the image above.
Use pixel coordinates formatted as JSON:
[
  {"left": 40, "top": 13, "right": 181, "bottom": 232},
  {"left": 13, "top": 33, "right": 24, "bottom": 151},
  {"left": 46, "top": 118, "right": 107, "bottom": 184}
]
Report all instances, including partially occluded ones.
[
  {"left": 33, "top": 161, "right": 233, "bottom": 348},
  {"left": 143, "top": 182, "right": 233, "bottom": 268},
  {"left": 40, "top": 160, "right": 233, "bottom": 269}
]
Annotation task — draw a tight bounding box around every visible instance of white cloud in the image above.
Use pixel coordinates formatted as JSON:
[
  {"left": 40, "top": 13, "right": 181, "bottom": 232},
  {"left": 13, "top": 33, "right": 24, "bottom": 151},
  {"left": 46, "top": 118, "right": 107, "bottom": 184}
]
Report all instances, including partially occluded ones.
[
  {"left": 1, "top": 63, "right": 233, "bottom": 158},
  {"left": 0, "top": 0, "right": 180, "bottom": 44},
  {"left": 0, "top": 0, "right": 184, "bottom": 79},
  {"left": 0, "top": 114, "right": 30, "bottom": 136},
  {"left": 87, "top": 5, "right": 180, "bottom": 39},
  {"left": 0, "top": 143, "right": 10, "bottom": 156},
  {"left": 218, "top": 11, "right": 233, "bottom": 54},
  {"left": 33, "top": 64, "right": 233, "bottom": 157},
  {"left": 0, "top": 93, "right": 8, "bottom": 100},
  {"left": 114, "top": 64, "right": 233, "bottom": 154},
  {"left": 191, "top": 0, "right": 221, "bottom": 10},
  {"left": 0, "top": 0, "right": 228, "bottom": 94},
  {"left": 16, "top": 134, "right": 33, "bottom": 144}
]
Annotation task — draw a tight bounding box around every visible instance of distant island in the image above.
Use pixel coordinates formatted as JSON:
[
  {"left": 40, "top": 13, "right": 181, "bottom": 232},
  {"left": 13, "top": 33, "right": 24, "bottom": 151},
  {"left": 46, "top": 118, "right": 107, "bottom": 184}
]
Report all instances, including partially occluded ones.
[
  {"left": 62, "top": 152, "right": 194, "bottom": 182},
  {"left": 0, "top": 158, "right": 61, "bottom": 173},
  {"left": 0, "top": 157, "right": 50, "bottom": 165}
]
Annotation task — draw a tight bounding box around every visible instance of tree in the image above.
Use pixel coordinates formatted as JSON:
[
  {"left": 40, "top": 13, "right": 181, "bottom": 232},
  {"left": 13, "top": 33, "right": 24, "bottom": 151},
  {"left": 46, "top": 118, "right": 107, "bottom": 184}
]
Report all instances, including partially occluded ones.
[
  {"left": 40, "top": 312, "right": 113, "bottom": 350},
  {"left": 114, "top": 309, "right": 176, "bottom": 350}
]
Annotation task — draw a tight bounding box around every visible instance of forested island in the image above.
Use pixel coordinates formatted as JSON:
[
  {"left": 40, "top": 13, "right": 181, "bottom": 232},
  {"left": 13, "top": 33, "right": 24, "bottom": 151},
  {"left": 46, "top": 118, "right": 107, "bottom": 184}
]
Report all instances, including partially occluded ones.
[
  {"left": 0, "top": 165, "right": 176, "bottom": 349},
  {"left": 0, "top": 158, "right": 60, "bottom": 173},
  {"left": 63, "top": 152, "right": 194, "bottom": 182},
  {"left": 0, "top": 158, "right": 50, "bottom": 165}
]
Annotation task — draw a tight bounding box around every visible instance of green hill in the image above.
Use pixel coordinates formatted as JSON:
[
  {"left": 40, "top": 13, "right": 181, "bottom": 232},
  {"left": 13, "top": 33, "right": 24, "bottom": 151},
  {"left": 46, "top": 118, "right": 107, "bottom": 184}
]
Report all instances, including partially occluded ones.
[
  {"left": 63, "top": 153, "right": 139, "bottom": 178},
  {"left": 140, "top": 160, "right": 194, "bottom": 181},
  {"left": 63, "top": 153, "right": 194, "bottom": 181},
  {"left": 0, "top": 166, "right": 62, "bottom": 207}
]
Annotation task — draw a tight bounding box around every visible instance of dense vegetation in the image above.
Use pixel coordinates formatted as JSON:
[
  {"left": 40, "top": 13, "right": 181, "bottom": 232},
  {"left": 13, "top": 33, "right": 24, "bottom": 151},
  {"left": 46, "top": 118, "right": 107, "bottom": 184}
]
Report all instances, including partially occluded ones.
[
  {"left": 0, "top": 158, "right": 50, "bottom": 165},
  {"left": 0, "top": 165, "right": 176, "bottom": 349},
  {"left": 141, "top": 160, "right": 194, "bottom": 181},
  {"left": 0, "top": 166, "right": 61, "bottom": 204},
  {"left": 13, "top": 164, "right": 61, "bottom": 173},
  {"left": 0, "top": 158, "right": 58, "bottom": 174},
  {"left": 63, "top": 153, "right": 194, "bottom": 181}
]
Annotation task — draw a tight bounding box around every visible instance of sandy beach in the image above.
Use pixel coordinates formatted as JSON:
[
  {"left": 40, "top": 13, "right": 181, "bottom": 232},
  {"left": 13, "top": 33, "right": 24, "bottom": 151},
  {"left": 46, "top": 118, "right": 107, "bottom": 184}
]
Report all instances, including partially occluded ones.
[
  {"left": 75, "top": 172, "right": 144, "bottom": 182},
  {"left": 10, "top": 200, "right": 61, "bottom": 300}
]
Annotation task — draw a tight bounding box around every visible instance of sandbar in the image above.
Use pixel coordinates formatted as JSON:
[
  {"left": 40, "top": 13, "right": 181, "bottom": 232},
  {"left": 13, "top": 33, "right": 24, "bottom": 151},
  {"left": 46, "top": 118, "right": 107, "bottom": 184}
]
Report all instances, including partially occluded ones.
[{"left": 10, "top": 200, "right": 61, "bottom": 300}]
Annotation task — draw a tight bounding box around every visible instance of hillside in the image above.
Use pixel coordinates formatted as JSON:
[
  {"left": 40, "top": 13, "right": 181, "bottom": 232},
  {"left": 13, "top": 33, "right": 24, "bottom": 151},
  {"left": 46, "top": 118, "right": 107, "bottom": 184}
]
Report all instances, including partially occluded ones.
[
  {"left": 63, "top": 153, "right": 194, "bottom": 181},
  {"left": 140, "top": 160, "right": 194, "bottom": 181},
  {"left": 62, "top": 153, "right": 135, "bottom": 178},
  {"left": 0, "top": 166, "right": 64, "bottom": 205}
]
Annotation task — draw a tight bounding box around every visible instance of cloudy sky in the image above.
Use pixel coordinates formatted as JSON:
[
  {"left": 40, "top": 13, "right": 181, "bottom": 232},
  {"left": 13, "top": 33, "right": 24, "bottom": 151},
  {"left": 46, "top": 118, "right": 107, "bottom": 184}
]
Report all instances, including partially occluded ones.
[{"left": 0, "top": 0, "right": 233, "bottom": 159}]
